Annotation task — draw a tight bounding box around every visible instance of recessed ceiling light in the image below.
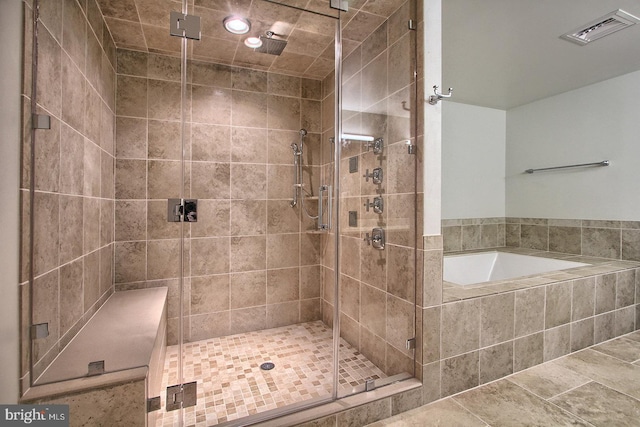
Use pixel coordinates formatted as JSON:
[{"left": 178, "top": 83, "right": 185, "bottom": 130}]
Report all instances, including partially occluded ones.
[
  {"left": 223, "top": 16, "right": 251, "bottom": 35},
  {"left": 561, "top": 9, "right": 640, "bottom": 45},
  {"left": 244, "top": 37, "right": 263, "bottom": 49}
]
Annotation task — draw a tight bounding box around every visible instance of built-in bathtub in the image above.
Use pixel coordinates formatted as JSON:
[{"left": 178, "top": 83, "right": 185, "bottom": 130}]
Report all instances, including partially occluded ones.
[{"left": 444, "top": 251, "right": 590, "bottom": 286}]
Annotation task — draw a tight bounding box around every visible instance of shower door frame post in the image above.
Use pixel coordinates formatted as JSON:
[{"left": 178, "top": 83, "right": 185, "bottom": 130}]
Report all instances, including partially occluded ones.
[{"left": 331, "top": 10, "right": 343, "bottom": 401}]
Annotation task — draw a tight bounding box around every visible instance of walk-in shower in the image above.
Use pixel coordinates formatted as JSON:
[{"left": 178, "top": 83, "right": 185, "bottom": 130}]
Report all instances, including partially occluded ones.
[{"left": 20, "top": 0, "right": 420, "bottom": 425}]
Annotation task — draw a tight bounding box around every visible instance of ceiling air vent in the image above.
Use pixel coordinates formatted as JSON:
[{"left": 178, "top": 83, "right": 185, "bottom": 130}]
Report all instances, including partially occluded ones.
[{"left": 561, "top": 9, "right": 640, "bottom": 45}]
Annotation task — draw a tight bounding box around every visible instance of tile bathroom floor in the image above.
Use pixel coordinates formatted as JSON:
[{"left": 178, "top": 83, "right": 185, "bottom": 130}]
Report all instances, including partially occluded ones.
[
  {"left": 155, "top": 320, "right": 385, "bottom": 426},
  {"left": 370, "top": 330, "right": 640, "bottom": 426}
]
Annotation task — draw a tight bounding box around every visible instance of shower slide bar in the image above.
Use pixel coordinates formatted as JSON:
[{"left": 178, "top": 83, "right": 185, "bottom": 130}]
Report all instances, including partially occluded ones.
[{"left": 525, "top": 160, "right": 609, "bottom": 174}]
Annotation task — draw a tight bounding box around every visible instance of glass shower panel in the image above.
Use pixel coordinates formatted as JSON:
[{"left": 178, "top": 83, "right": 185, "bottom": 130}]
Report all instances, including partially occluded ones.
[
  {"left": 26, "top": 0, "right": 119, "bottom": 386},
  {"left": 177, "top": 0, "right": 339, "bottom": 424},
  {"left": 337, "top": 0, "right": 418, "bottom": 396}
]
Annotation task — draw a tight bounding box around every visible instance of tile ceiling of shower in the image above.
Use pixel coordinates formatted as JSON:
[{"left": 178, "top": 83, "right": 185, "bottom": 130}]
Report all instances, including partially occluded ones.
[{"left": 97, "top": 0, "right": 407, "bottom": 79}]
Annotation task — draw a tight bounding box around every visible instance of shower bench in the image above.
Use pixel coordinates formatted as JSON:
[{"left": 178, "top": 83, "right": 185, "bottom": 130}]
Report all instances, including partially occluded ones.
[{"left": 22, "top": 287, "right": 168, "bottom": 427}]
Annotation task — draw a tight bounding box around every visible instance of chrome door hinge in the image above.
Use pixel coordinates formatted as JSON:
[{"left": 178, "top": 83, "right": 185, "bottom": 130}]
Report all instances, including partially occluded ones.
[
  {"left": 30, "top": 323, "right": 49, "bottom": 339},
  {"left": 408, "top": 20, "right": 417, "bottom": 30},
  {"left": 406, "top": 337, "right": 416, "bottom": 350},
  {"left": 147, "top": 396, "right": 161, "bottom": 413},
  {"left": 87, "top": 360, "right": 105, "bottom": 376},
  {"left": 32, "top": 114, "right": 51, "bottom": 129},
  {"left": 330, "top": 0, "right": 348, "bottom": 12},
  {"left": 168, "top": 198, "right": 198, "bottom": 222},
  {"left": 170, "top": 12, "right": 201, "bottom": 40},
  {"left": 166, "top": 381, "right": 197, "bottom": 412}
]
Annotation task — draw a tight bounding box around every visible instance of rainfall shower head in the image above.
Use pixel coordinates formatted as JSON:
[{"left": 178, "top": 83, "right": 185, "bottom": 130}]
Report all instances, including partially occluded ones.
[{"left": 254, "top": 31, "right": 287, "bottom": 56}]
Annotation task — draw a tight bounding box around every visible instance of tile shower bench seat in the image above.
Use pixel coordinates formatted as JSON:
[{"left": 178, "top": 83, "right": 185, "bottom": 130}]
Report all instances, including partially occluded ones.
[{"left": 22, "top": 287, "right": 168, "bottom": 427}]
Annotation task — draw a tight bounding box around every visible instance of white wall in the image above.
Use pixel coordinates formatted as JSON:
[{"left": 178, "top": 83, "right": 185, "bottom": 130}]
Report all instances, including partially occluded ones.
[
  {"left": 442, "top": 102, "right": 505, "bottom": 219},
  {"left": 506, "top": 70, "right": 640, "bottom": 220},
  {"left": 423, "top": 0, "right": 442, "bottom": 235},
  {"left": 0, "top": 0, "right": 23, "bottom": 403}
]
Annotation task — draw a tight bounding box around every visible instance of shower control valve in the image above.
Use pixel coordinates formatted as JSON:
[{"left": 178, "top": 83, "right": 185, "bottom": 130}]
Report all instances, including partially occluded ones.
[
  {"left": 364, "top": 228, "right": 385, "bottom": 250},
  {"left": 363, "top": 167, "right": 383, "bottom": 185},
  {"left": 364, "top": 196, "right": 384, "bottom": 214},
  {"left": 364, "top": 137, "right": 384, "bottom": 154}
]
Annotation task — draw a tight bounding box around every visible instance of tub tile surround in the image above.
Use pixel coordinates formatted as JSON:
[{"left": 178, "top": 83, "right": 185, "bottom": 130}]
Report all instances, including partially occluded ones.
[{"left": 421, "top": 236, "right": 640, "bottom": 403}]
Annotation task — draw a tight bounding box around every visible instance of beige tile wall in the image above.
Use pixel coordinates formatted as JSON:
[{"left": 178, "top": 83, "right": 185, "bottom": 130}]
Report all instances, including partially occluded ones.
[
  {"left": 442, "top": 218, "right": 506, "bottom": 253},
  {"left": 114, "top": 49, "right": 324, "bottom": 345},
  {"left": 506, "top": 218, "right": 640, "bottom": 261},
  {"left": 21, "top": 0, "right": 117, "bottom": 385},
  {"left": 320, "top": 1, "right": 420, "bottom": 377},
  {"left": 444, "top": 217, "right": 640, "bottom": 262}
]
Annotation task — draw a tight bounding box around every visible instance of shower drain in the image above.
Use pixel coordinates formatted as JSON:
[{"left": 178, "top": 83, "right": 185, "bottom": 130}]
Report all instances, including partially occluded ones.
[{"left": 260, "top": 362, "right": 275, "bottom": 371}]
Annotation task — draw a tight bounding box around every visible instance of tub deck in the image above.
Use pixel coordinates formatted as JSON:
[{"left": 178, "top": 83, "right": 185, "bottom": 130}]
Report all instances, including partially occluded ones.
[{"left": 443, "top": 247, "right": 640, "bottom": 302}]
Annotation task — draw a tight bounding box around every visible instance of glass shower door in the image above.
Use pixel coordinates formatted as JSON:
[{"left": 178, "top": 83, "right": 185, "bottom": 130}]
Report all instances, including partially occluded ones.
[
  {"left": 336, "top": 0, "right": 418, "bottom": 396},
  {"left": 173, "top": 1, "right": 341, "bottom": 425}
]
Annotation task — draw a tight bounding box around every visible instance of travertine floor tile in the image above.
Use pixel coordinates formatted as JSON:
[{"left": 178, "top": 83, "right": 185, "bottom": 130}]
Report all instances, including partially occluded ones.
[
  {"left": 592, "top": 337, "right": 640, "bottom": 363},
  {"left": 367, "top": 331, "right": 640, "bottom": 427},
  {"left": 507, "top": 362, "right": 590, "bottom": 399},
  {"left": 550, "top": 381, "right": 640, "bottom": 427},
  {"left": 552, "top": 349, "right": 640, "bottom": 399},
  {"left": 452, "top": 380, "right": 589, "bottom": 426},
  {"left": 368, "top": 399, "right": 488, "bottom": 427},
  {"left": 625, "top": 330, "right": 640, "bottom": 343}
]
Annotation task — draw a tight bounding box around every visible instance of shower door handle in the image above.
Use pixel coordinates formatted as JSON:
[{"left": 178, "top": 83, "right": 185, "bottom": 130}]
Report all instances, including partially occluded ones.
[{"left": 318, "top": 185, "right": 332, "bottom": 231}]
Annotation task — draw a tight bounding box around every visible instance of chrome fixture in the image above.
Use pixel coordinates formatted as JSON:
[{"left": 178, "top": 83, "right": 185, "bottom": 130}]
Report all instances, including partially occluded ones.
[
  {"left": 364, "top": 228, "right": 385, "bottom": 250},
  {"left": 254, "top": 31, "right": 287, "bottom": 55},
  {"left": 363, "top": 167, "right": 383, "bottom": 184},
  {"left": 428, "top": 85, "right": 453, "bottom": 105},
  {"left": 223, "top": 15, "right": 250, "bottom": 34},
  {"left": 364, "top": 138, "right": 384, "bottom": 154},
  {"left": 170, "top": 12, "right": 201, "bottom": 40},
  {"left": 340, "top": 134, "right": 384, "bottom": 154},
  {"left": 167, "top": 199, "right": 198, "bottom": 222},
  {"left": 166, "top": 382, "right": 197, "bottom": 412},
  {"left": 318, "top": 185, "right": 333, "bottom": 231},
  {"left": 330, "top": 0, "right": 348, "bottom": 12},
  {"left": 364, "top": 196, "right": 384, "bottom": 214},
  {"left": 290, "top": 129, "right": 323, "bottom": 222},
  {"left": 525, "top": 160, "right": 609, "bottom": 174},
  {"left": 406, "top": 140, "right": 416, "bottom": 155},
  {"left": 342, "top": 133, "right": 374, "bottom": 142}
]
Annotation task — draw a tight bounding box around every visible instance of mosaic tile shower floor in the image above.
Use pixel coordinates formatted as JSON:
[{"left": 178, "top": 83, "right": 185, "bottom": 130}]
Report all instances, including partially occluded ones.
[{"left": 155, "top": 321, "right": 386, "bottom": 426}]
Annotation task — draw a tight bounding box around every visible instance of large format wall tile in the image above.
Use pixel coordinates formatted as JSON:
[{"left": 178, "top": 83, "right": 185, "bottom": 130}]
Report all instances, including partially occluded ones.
[{"left": 114, "top": 50, "right": 325, "bottom": 344}]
